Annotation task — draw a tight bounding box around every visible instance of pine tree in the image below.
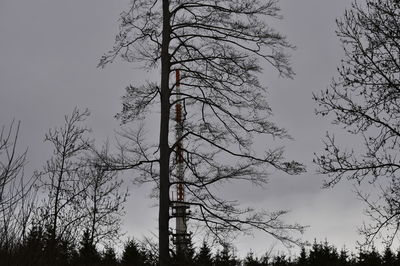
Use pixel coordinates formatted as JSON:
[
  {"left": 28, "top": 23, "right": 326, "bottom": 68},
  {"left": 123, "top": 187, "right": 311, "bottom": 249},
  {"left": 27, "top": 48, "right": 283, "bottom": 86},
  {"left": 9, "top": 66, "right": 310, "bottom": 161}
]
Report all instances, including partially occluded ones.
[
  {"left": 259, "top": 253, "right": 270, "bottom": 266},
  {"left": 308, "top": 240, "right": 339, "bottom": 266},
  {"left": 19, "top": 225, "right": 45, "bottom": 265},
  {"left": 121, "top": 239, "right": 148, "bottom": 266},
  {"left": 272, "top": 254, "right": 290, "bottom": 266},
  {"left": 102, "top": 246, "right": 118, "bottom": 266},
  {"left": 243, "top": 251, "right": 261, "bottom": 266},
  {"left": 195, "top": 241, "right": 213, "bottom": 266},
  {"left": 338, "top": 247, "right": 349, "bottom": 266},
  {"left": 297, "top": 246, "right": 307, "bottom": 266},
  {"left": 358, "top": 247, "right": 381, "bottom": 266},
  {"left": 214, "top": 244, "right": 238, "bottom": 266},
  {"left": 77, "top": 228, "right": 101, "bottom": 266},
  {"left": 382, "top": 246, "right": 395, "bottom": 266}
]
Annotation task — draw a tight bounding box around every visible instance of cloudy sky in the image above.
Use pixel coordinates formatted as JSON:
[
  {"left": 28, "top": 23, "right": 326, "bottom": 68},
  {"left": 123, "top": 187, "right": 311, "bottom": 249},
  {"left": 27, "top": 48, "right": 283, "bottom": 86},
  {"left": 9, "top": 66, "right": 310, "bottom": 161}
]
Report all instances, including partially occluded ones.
[{"left": 0, "top": 0, "right": 368, "bottom": 257}]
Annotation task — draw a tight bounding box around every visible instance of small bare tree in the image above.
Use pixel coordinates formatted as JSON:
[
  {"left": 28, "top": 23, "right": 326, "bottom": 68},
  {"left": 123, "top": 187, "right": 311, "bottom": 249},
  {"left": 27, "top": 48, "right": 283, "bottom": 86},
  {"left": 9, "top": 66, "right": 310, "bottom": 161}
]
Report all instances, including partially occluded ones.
[
  {"left": 313, "top": 0, "right": 400, "bottom": 247},
  {"left": 78, "top": 151, "right": 128, "bottom": 248},
  {"left": 100, "top": 1, "right": 306, "bottom": 264},
  {"left": 38, "top": 108, "right": 92, "bottom": 248},
  {"left": 0, "top": 121, "right": 27, "bottom": 209},
  {"left": 0, "top": 121, "right": 36, "bottom": 251}
]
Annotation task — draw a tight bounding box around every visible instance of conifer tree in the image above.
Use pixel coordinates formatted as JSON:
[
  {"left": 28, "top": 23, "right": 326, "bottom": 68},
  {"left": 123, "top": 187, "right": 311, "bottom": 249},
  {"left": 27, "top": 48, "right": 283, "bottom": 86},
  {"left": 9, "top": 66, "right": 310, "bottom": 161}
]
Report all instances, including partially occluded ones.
[
  {"left": 77, "top": 228, "right": 101, "bottom": 266},
  {"left": 272, "top": 254, "right": 290, "bottom": 266},
  {"left": 244, "top": 251, "right": 261, "bottom": 266},
  {"left": 382, "top": 246, "right": 395, "bottom": 266},
  {"left": 297, "top": 246, "right": 307, "bottom": 266},
  {"left": 102, "top": 246, "right": 118, "bottom": 266},
  {"left": 214, "top": 244, "right": 239, "bottom": 266},
  {"left": 358, "top": 247, "right": 381, "bottom": 266},
  {"left": 19, "top": 225, "right": 45, "bottom": 265},
  {"left": 195, "top": 241, "right": 213, "bottom": 266},
  {"left": 121, "top": 239, "right": 149, "bottom": 266},
  {"left": 338, "top": 247, "right": 349, "bottom": 266}
]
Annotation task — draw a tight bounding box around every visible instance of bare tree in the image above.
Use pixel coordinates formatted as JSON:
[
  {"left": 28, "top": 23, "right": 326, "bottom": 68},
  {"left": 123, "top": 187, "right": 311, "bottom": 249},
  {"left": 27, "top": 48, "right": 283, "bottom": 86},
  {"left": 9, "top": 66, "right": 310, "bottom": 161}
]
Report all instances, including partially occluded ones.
[
  {"left": 38, "top": 108, "right": 92, "bottom": 248},
  {"left": 78, "top": 150, "right": 128, "bottom": 248},
  {"left": 0, "top": 121, "right": 27, "bottom": 209},
  {"left": 313, "top": 0, "right": 400, "bottom": 247},
  {"left": 100, "top": 1, "right": 305, "bottom": 264},
  {"left": 0, "top": 121, "right": 36, "bottom": 251}
]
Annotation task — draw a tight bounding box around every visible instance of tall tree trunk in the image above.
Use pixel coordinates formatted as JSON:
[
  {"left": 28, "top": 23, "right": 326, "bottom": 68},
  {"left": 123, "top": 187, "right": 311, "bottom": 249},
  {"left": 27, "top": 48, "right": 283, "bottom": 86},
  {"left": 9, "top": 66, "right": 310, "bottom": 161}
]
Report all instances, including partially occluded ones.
[{"left": 159, "top": 0, "right": 171, "bottom": 265}]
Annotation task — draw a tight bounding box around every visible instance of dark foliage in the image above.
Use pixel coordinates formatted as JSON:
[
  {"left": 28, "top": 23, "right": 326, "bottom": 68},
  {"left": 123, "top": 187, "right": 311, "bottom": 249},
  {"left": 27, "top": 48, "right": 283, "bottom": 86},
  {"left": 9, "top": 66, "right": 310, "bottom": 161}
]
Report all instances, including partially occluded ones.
[
  {"left": 1, "top": 236, "right": 400, "bottom": 266},
  {"left": 243, "top": 252, "right": 262, "bottom": 266},
  {"left": 194, "top": 241, "right": 213, "bottom": 266},
  {"left": 214, "top": 244, "right": 240, "bottom": 266},
  {"left": 76, "top": 229, "right": 102, "bottom": 266},
  {"left": 102, "top": 246, "right": 119, "bottom": 266},
  {"left": 121, "top": 239, "right": 155, "bottom": 266}
]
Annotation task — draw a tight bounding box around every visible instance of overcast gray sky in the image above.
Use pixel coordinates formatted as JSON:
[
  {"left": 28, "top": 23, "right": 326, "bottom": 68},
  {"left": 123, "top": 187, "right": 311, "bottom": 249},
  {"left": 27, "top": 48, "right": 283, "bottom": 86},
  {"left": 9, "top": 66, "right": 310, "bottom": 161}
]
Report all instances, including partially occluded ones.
[{"left": 0, "top": 0, "right": 368, "bottom": 257}]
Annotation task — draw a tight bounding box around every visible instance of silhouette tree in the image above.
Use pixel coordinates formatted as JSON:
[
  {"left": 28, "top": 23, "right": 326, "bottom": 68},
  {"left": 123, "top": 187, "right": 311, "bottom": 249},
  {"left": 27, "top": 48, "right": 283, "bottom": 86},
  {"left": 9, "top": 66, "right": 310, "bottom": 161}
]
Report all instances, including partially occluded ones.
[
  {"left": 214, "top": 243, "right": 239, "bottom": 266},
  {"left": 259, "top": 252, "right": 271, "bottom": 266},
  {"left": 171, "top": 236, "right": 195, "bottom": 266},
  {"left": 308, "top": 240, "right": 339, "bottom": 266},
  {"left": 0, "top": 224, "right": 44, "bottom": 266},
  {"left": 244, "top": 251, "right": 262, "bottom": 266},
  {"left": 313, "top": 0, "right": 400, "bottom": 247},
  {"left": 0, "top": 121, "right": 36, "bottom": 252},
  {"left": 102, "top": 246, "right": 118, "bottom": 266},
  {"left": 382, "top": 246, "right": 395, "bottom": 266},
  {"left": 194, "top": 241, "right": 213, "bottom": 266},
  {"left": 79, "top": 155, "right": 128, "bottom": 249},
  {"left": 121, "top": 239, "right": 150, "bottom": 266},
  {"left": 338, "top": 247, "right": 349, "bottom": 266},
  {"left": 37, "top": 108, "right": 92, "bottom": 262},
  {"left": 18, "top": 225, "right": 46, "bottom": 265},
  {"left": 77, "top": 228, "right": 101, "bottom": 266},
  {"left": 271, "top": 254, "right": 290, "bottom": 266},
  {"left": 358, "top": 247, "right": 381, "bottom": 266},
  {"left": 100, "top": 1, "right": 305, "bottom": 264},
  {"left": 0, "top": 121, "right": 27, "bottom": 210},
  {"left": 296, "top": 246, "right": 307, "bottom": 266}
]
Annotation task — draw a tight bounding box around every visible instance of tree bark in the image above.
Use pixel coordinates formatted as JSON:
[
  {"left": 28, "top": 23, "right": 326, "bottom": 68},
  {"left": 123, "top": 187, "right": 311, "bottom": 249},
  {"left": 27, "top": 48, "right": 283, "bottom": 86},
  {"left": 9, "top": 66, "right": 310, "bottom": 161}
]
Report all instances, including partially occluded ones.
[{"left": 159, "top": 0, "right": 171, "bottom": 265}]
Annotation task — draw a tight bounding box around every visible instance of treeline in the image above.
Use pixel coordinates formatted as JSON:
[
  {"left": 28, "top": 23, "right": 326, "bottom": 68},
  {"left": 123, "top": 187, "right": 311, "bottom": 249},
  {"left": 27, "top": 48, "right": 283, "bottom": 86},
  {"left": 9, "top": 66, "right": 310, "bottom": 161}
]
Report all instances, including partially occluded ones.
[
  {"left": 2, "top": 234, "right": 400, "bottom": 266},
  {"left": 0, "top": 226, "right": 156, "bottom": 266},
  {"left": 184, "top": 240, "right": 400, "bottom": 266}
]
